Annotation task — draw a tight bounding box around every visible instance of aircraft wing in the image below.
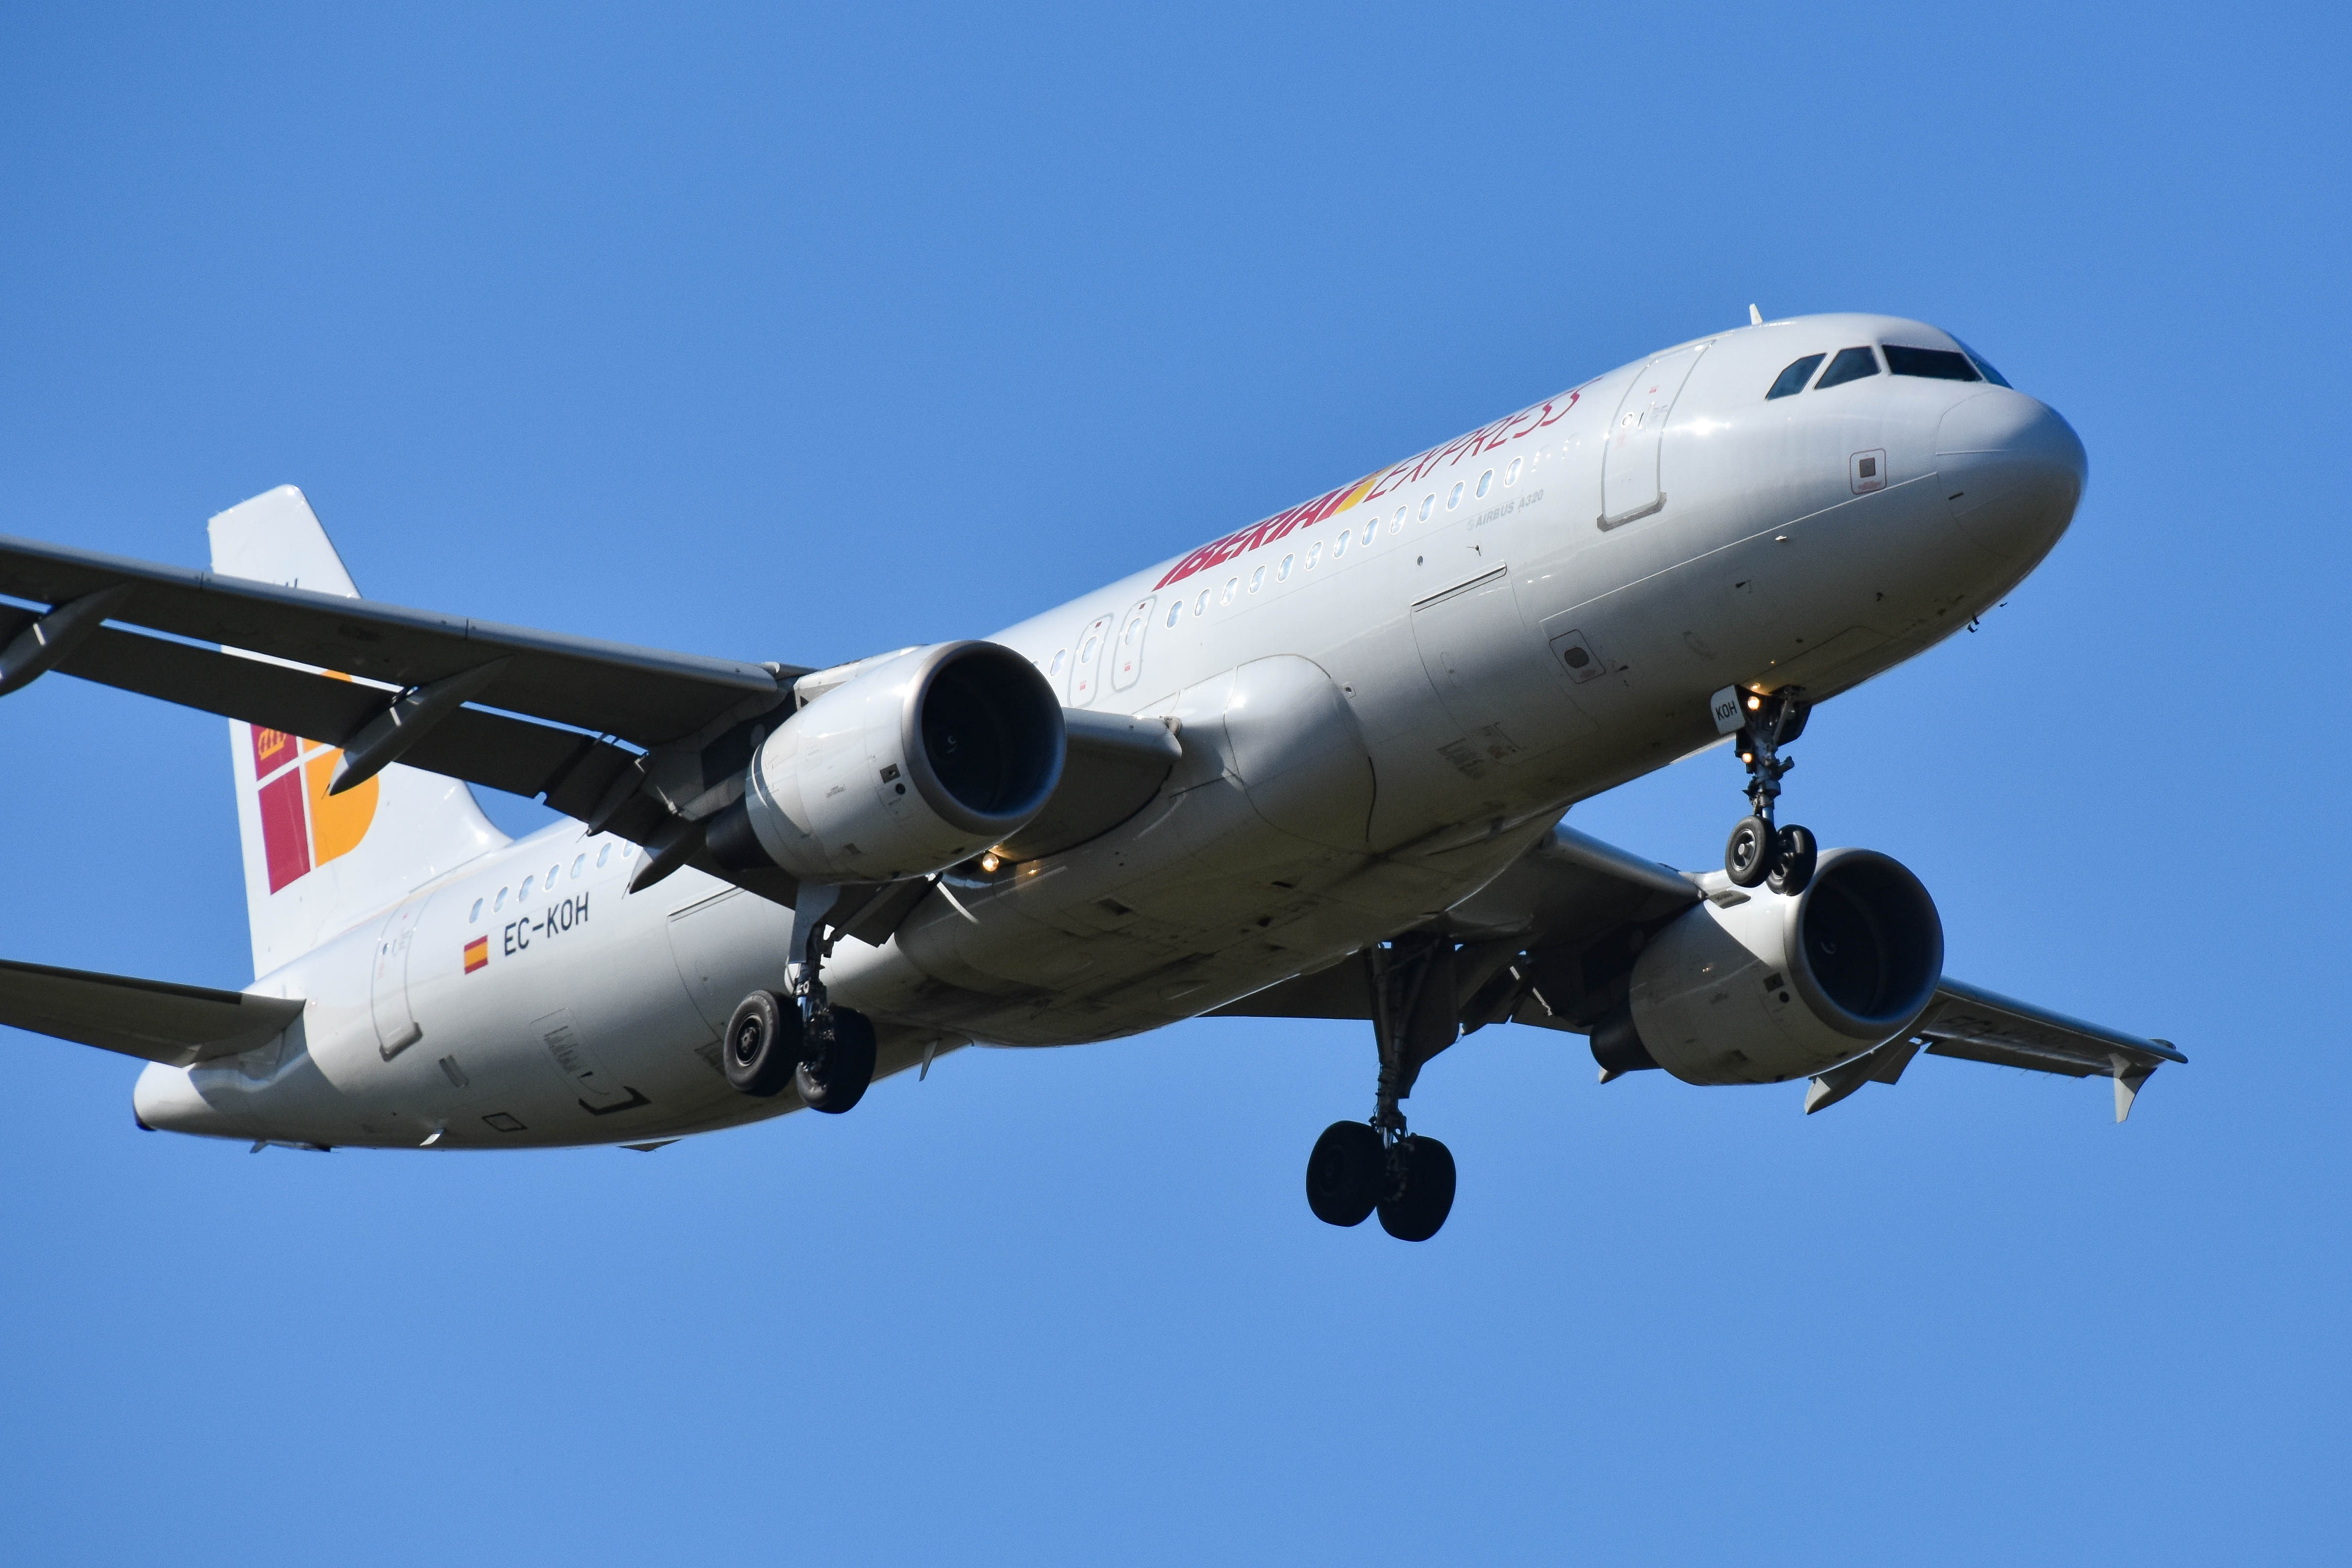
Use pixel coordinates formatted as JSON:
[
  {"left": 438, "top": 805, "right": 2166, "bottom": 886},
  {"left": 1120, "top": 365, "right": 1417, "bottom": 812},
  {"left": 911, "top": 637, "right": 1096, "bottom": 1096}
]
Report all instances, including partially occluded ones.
[
  {"left": 1895, "top": 977, "right": 2185, "bottom": 1120},
  {"left": 0, "top": 530, "right": 807, "bottom": 854},
  {"left": 0, "top": 956, "right": 304, "bottom": 1068},
  {"left": 1217, "top": 821, "right": 2183, "bottom": 1118}
]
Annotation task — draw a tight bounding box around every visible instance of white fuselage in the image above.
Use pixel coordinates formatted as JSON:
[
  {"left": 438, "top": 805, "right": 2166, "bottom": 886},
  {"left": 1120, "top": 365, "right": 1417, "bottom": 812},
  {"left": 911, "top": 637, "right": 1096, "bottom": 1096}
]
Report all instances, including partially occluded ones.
[{"left": 135, "top": 313, "right": 2084, "bottom": 1149}]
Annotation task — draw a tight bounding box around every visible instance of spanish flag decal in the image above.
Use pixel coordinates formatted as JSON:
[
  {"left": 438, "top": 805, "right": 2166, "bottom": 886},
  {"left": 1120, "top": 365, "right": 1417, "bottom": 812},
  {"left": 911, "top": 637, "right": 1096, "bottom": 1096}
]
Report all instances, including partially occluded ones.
[{"left": 463, "top": 936, "right": 490, "bottom": 975}]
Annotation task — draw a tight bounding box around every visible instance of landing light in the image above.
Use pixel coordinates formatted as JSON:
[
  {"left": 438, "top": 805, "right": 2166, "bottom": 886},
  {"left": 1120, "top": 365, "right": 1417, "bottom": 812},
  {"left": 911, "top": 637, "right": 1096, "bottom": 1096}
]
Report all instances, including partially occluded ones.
[
  {"left": 1746, "top": 694, "right": 1763, "bottom": 711},
  {"left": 979, "top": 852, "right": 1002, "bottom": 874}
]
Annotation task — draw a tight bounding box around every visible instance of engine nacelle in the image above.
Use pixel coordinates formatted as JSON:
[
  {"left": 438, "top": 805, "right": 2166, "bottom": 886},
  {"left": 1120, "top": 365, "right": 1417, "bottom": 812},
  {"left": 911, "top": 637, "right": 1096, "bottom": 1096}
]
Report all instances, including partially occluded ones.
[
  {"left": 707, "top": 641, "right": 1064, "bottom": 883},
  {"left": 1625, "top": 849, "right": 1944, "bottom": 1085}
]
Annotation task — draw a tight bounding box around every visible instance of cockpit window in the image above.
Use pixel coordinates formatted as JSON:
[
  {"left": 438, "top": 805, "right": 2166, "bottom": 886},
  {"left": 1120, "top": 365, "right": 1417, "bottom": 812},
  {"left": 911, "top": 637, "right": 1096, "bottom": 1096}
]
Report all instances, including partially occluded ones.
[
  {"left": 1882, "top": 345, "right": 1982, "bottom": 382},
  {"left": 1952, "top": 338, "right": 2012, "bottom": 388},
  {"left": 1765, "top": 354, "right": 1825, "bottom": 400},
  {"left": 1814, "top": 346, "right": 1880, "bottom": 390}
]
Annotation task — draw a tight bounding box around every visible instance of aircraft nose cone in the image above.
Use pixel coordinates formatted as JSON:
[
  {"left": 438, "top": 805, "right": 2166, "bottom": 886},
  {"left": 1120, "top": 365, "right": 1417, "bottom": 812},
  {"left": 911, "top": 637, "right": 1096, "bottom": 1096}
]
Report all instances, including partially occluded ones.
[{"left": 1935, "top": 391, "right": 2088, "bottom": 566}]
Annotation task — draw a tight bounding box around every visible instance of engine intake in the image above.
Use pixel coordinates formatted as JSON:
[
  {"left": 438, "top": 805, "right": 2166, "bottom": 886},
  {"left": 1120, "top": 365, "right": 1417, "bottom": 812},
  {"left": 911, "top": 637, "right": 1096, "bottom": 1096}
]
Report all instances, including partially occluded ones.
[
  {"left": 1623, "top": 848, "right": 1944, "bottom": 1085},
  {"left": 707, "top": 641, "right": 1064, "bottom": 883}
]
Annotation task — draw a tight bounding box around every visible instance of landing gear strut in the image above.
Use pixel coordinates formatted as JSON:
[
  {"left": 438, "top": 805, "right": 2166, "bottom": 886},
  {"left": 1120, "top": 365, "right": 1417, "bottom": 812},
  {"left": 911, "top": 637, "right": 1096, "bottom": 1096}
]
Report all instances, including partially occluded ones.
[
  {"left": 1304, "top": 938, "right": 1459, "bottom": 1242},
  {"left": 1725, "top": 687, "right": 1818, "bottom": 896},
  {"left": 723, "top": 887, "right": 877, "bottom": 1113}
]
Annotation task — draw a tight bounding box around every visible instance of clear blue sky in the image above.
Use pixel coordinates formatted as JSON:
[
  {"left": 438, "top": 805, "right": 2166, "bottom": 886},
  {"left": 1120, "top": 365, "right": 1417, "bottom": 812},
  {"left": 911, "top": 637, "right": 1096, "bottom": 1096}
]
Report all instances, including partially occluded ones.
[{"left": 2, "top": 3, "right": 2345, "bottom": 1563}]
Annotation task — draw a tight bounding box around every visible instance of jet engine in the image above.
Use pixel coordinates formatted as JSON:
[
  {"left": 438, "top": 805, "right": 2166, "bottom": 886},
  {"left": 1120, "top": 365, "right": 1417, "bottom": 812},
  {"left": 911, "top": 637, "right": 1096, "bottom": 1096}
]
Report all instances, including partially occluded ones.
[
  {"left": 705, "top": 641, "right": 1064, "bottom": 883},
  {"left": 1614, "top": 849, "right": 1944, "bottom": 1085}
]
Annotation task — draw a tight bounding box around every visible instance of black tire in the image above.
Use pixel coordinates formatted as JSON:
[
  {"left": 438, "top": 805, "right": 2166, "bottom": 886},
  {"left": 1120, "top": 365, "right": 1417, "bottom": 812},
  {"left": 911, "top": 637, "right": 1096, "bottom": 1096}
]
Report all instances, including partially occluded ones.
[
  {"left": 1305, "top": 1121, "right": 1384, "bottom": 1227},
  {"left": 1768, "top": 823, "right": 1818, "bottom": 895},
  {"left": 1726, "top": 816, "right": 1774, "bottom": 887},
  {"left": 724, "top": 990, "right": 802, "bottom": 1098},
  {"left": 797, "top": 1006, "right": 878, "bottom": 1114},
  {"left": 1377, "top": 1135, "right": 1457, "bottom": 1242}
]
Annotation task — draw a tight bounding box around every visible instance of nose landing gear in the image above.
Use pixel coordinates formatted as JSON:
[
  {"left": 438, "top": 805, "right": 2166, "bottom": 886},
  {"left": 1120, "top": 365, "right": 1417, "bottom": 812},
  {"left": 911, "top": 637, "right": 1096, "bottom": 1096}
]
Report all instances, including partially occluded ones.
[
  {"left": 1305, "top": 939, "right": 1461, "bottom": 1242},
  {"left": 1725, "top": 687, "right": 1818, "bottom": 895}
]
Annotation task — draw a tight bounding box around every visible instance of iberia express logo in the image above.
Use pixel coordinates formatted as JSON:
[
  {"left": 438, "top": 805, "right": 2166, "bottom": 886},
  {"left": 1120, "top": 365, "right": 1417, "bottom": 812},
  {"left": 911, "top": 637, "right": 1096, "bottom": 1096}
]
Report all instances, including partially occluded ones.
[{"left": 250, "top": 721, "right": 379, "bottom": 893}]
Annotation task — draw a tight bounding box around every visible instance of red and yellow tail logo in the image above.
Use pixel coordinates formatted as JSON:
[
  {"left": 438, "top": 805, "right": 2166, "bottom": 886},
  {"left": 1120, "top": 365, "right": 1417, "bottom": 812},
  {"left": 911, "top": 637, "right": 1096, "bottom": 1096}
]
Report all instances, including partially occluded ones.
[
  {"left": 251, "top": 721, "right": 380, "bottom": 892},
  {"left": 463, "top": 936, "right": 489, "bottom": 974}
]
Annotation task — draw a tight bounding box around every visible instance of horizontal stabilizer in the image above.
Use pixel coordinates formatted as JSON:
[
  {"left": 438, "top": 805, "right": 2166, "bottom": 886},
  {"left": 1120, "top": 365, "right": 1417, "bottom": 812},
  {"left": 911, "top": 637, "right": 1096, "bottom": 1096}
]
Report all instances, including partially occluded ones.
[{"left": 0, "top": 957, "right": 304, "bottom": 1068}]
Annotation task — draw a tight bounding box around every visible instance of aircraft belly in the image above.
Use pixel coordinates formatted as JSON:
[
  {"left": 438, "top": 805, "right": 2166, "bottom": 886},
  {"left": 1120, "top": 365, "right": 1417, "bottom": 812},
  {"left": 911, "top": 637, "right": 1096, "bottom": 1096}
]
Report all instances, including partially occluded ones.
[{"left": 833, "top": 789, "right": 1554, "bottom": 1049}]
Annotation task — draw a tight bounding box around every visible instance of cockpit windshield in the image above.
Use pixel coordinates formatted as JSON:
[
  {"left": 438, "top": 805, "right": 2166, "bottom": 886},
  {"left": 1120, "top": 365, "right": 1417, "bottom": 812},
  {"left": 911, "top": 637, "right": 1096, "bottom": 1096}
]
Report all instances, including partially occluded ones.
[
  {"left": 1765, "top": 354, "right": 1825, "bottom": 400},
  {"left": 1814, "top": 346, "right": 1880, "bottom": 390},
  {"left": 1951, "top": 338, "right": 2012, "bottom": 388},
  {"left": 1882, "top": 345, "right": 1982, "bottom": 382}
]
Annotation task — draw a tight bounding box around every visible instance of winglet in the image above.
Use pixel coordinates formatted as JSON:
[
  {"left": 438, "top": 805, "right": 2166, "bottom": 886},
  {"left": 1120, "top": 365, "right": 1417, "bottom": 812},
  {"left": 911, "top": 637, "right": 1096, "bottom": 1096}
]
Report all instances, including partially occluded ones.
[{"left": 2113, "top": 1057, "right": 2157, "bottom": 1122}]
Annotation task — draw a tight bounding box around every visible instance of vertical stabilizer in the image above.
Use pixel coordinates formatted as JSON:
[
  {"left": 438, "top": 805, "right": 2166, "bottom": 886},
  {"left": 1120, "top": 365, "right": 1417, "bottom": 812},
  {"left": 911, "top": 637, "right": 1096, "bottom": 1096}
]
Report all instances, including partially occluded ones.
[{"left": 211, "top": 487, "right": 508, "bottom": 978}]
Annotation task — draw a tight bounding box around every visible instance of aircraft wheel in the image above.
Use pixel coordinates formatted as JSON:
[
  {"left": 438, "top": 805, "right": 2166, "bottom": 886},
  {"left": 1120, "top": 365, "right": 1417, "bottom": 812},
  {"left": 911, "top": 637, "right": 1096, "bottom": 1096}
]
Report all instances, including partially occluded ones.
[
  {"left": 724, "top": 990, "right": 802, "bottom": 1098},
  {"left": 1305, "top": 1120, "right": 1384, "bottom": 1227},
  {"left": 798, "top": 1006, "right": 877, "bottom": 1114},
  {"left": 1726, "top": 816, "right": 1775, "bottom": 887},
  {"left": 1768, "top": 824, "right": 1818, "bottom": 896},
  {"left": 1377, "top": 1135, "right": 1456, "bottom": 1242}
]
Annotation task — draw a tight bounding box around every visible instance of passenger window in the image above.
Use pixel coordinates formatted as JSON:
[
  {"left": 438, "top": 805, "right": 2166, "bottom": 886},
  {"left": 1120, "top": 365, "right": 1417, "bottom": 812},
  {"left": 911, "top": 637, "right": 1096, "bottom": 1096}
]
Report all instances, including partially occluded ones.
[
  {"left": 1333, "top": 531, "right": 1347, "bottom": 557},
  {"left": 469, "top": 898, "right": 483, "bottom": 922},
  {"left": 1814, "top": 346, "right": 1881, "bottom": 390},
  {"left": 547, "top": 865, "right": 559, "bottom": 885},
  {"left": 1446, "top": 482, "right": 1464, "bottom": 509},
  {"left": 1766, "top": 354, "right": 1826, "bottom": 399},
  {"left": 1250, "top": 566, "right": 1266, "bottom": 593},
  {"left": 1049, "top": 649, "right": 1066, "bottom": 676},
  {"left": 1417, "top": 496, "right": 1433, "bottom": 522},
  {"left": 572, "top": 854, "right": 586, "bottom": 878},
  {"left": 1222, "top": 576, "right": 1238, "bottom": 604},
  {"left": 1080, "top": 635, "right": 1099, "bottom": 662},
  {"left": 1306, "top": 542, "right": 1321, "bottom": 569},
  {"left": 1193, "top": 589, "right": 1208, "bottom": 615},
  {"left": 597, "top": 843, "right": 611, "bottom": 868},
  {"left": 521, "top": 876, "right": 535, "bottom": 899},
  {"left": 1277, "top": 554, "right": 1294, "bottom": 581},
  {"left": 1953, "top": 338, "right": 2012, "bottom": 388},
  {"left": 1505, "top": 457, "right": 1522, "bottom": 486},
  {"left": 495, "top": 887, "right": 509, "bottom": 911},
  {"left": 1165, "top": 600, "right": 1180, "bottom": 627},
  {"left": 1882, "top": 345, "right": 1981, "bottom": 382},
  {"left": 1476, "top": 469, "right": 1493, "bottom": 498}
]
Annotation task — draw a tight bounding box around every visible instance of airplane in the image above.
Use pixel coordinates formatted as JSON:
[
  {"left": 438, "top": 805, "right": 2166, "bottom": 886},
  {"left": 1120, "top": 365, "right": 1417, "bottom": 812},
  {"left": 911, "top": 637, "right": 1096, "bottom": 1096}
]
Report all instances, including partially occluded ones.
[{"left": 0, "top": 310, "right": 2182, "bottom": 1241}]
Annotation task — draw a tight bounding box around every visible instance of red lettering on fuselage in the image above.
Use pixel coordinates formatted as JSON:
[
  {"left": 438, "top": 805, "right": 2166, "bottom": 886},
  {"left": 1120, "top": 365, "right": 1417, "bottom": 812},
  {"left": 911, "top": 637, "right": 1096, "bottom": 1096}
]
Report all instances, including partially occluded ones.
[{"left": 1151, "top": 387, "right": 1585, "bottom": 591}]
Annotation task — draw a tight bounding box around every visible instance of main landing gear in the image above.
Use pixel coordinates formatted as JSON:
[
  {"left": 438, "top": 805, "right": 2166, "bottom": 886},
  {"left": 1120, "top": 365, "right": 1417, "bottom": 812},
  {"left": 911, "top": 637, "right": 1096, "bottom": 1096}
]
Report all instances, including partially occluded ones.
[
  {"left": 723, "top": 889, "right": 876, "bottom": 1113},
  {"left": 1724, "top": 687, "right": 1819, "bottom": 896},
  {"left": 1305, "top": 939, "right": 1460, "bottom": 1242},
  {"left": 723, "top": 990, "right": 876, "bottom": 1111}
]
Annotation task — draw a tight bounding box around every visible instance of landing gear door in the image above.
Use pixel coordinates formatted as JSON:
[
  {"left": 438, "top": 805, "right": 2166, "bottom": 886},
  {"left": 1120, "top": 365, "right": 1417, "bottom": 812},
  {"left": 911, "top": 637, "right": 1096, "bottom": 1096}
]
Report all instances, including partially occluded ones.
[
  {"left": 1600, "top": 344, "right": 1706, "bottom": 529},
  {"left": 371, "top": 897, "right": 427, "bottom": 1060}
]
